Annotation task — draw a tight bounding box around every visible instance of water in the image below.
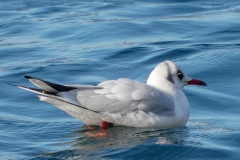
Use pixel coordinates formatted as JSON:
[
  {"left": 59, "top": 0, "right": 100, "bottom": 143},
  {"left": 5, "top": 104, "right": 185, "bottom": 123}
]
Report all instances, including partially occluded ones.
[{"left": 1, "top": 0, "right": 240, "bottom": 159}]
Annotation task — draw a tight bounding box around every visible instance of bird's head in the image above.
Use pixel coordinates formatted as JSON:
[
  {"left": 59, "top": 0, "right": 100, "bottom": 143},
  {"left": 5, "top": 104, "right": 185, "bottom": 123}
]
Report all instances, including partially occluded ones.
[{"left": 147, "top": 60, "right": 207, "bottom": 90}]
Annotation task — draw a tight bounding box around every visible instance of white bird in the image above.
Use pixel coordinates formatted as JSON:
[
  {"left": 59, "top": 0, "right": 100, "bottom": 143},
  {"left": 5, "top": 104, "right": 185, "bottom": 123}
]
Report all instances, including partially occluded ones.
[{"left": 12, "top": 60, "right": 206, "bottom": 132}]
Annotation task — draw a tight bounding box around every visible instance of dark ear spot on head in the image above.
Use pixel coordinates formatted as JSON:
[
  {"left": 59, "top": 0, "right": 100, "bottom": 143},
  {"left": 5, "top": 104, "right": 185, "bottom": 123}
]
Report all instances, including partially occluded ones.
[
  {"left": 165, "top": 62, "right": 173, "bottom": 83},
  {"left": 167, "top": 74, "right": 173, "bottom": 83}
]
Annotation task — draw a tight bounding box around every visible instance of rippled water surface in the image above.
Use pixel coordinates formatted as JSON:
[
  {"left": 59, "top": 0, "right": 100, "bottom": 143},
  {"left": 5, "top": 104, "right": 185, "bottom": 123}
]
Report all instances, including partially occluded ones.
[{"left": 1, "top": 0, "right": 240, "bottom": 159}]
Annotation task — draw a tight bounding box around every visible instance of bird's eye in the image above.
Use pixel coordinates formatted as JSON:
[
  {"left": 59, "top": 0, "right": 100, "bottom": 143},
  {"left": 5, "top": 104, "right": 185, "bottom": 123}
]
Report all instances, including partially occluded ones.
[{"left": 177, "top": 72, "right": 183, "bottom": 80}]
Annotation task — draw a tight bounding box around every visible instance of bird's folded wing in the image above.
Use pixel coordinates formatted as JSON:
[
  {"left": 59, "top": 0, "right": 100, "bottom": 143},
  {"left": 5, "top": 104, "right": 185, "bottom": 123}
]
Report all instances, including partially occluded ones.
[{"left": 58, "top": 78, "right": 175, "bottom": 115}]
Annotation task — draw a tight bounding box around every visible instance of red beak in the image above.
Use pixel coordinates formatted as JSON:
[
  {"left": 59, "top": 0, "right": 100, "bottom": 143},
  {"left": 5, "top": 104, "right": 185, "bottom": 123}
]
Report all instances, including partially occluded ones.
[{"left": 187, "top": 79, "right": 207, "bottom": 86}]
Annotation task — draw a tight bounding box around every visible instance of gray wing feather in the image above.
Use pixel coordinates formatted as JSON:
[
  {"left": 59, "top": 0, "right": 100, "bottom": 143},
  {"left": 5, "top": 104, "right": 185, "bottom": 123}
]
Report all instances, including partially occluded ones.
[{"left": 58, "top": 79, "right": 174, "bottom": 115}]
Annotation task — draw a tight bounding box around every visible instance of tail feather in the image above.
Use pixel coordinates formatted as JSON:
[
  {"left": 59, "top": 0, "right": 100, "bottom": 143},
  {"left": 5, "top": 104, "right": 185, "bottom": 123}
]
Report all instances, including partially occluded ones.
[
  {"left": 24, "top": 76, "right": 77, "bottom": 93},
  {"left": 8, "top": 84, "right": 57, "bottom": 97},
  {"left": 9, "top": 83, "right": 99, "bottom": 114},
  {"left": 9, "top": 80, "right": 100, "bottom": 114},
  {"left": 8, "top": 76, "right": 101, "bottom": 116}
]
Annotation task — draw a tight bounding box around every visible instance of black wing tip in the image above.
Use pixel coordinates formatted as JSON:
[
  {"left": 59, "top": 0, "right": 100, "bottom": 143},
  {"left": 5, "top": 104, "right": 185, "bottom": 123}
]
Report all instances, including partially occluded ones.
[
  {"left": 6, "top": 83, "right": 18, "bottom": 87},
  {"left": 6, "top": 83, "right": 29, "bottom": 89},
  {"left": 24, "top": 75, "right": 34, "bottom": 79}
]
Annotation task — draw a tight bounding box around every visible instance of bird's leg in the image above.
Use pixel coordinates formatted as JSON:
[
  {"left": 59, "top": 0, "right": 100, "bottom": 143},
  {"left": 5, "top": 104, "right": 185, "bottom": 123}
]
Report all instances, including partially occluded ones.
[
  {"left": 85, "top": 121, "right": 114, "bottom": 138},
  {"left": 100, "top": 121, "right": 114, "bottom": 130}
]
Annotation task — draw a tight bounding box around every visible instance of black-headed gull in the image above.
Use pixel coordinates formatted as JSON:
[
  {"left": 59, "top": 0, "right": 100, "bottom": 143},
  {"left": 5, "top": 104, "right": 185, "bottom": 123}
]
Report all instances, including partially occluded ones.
[{"left": 13, "top": 60, "right": 206, "bottom": 135}]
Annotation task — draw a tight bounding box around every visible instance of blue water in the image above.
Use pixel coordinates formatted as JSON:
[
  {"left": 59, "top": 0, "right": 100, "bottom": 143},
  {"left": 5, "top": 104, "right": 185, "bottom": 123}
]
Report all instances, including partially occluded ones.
[{"left": 1, "top": 0, "right": 240, "bottom": 159}]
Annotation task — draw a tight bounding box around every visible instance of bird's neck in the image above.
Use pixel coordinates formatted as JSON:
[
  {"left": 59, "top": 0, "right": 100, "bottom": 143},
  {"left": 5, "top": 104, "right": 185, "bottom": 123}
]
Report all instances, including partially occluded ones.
[
  {"left": 147, "top": 80, "right": 176, "bottom": 95},
  {"left": 146, "top": 72, "right": 176, "bottom": 95}
]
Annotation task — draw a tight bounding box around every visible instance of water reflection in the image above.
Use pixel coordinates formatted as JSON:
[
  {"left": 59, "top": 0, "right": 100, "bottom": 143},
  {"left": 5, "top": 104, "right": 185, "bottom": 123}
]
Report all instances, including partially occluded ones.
[
  {"left": 75, "top": 125, "right": 189, "bottom": 146},
  {"left": 37, "top": 119, "right": 240, "bottom": 159},
  {"left": 40, "top": 125, "right": 190, "bottom": 159}
]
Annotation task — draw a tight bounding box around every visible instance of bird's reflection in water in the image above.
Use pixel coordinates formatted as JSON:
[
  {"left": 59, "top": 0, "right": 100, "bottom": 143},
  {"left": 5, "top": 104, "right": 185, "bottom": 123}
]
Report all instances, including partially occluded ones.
[
  {"left": 76, "top": 125, "right": 189, "bottom": 146},
  {"left": 42, "top": 125, "right": 190, "bottom": 159}
]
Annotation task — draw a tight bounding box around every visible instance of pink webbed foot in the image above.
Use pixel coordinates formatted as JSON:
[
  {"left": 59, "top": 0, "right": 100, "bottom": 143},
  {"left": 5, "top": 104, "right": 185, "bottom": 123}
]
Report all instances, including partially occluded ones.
[
  {"left": 85, "top": 130, "right": 108, "bottom": 138},
  {"left": 85, "top": 121, "right": 114, "bottom": 138},
  {"left": 86, "top": 124, "right": 96, "bottom": 131}
]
